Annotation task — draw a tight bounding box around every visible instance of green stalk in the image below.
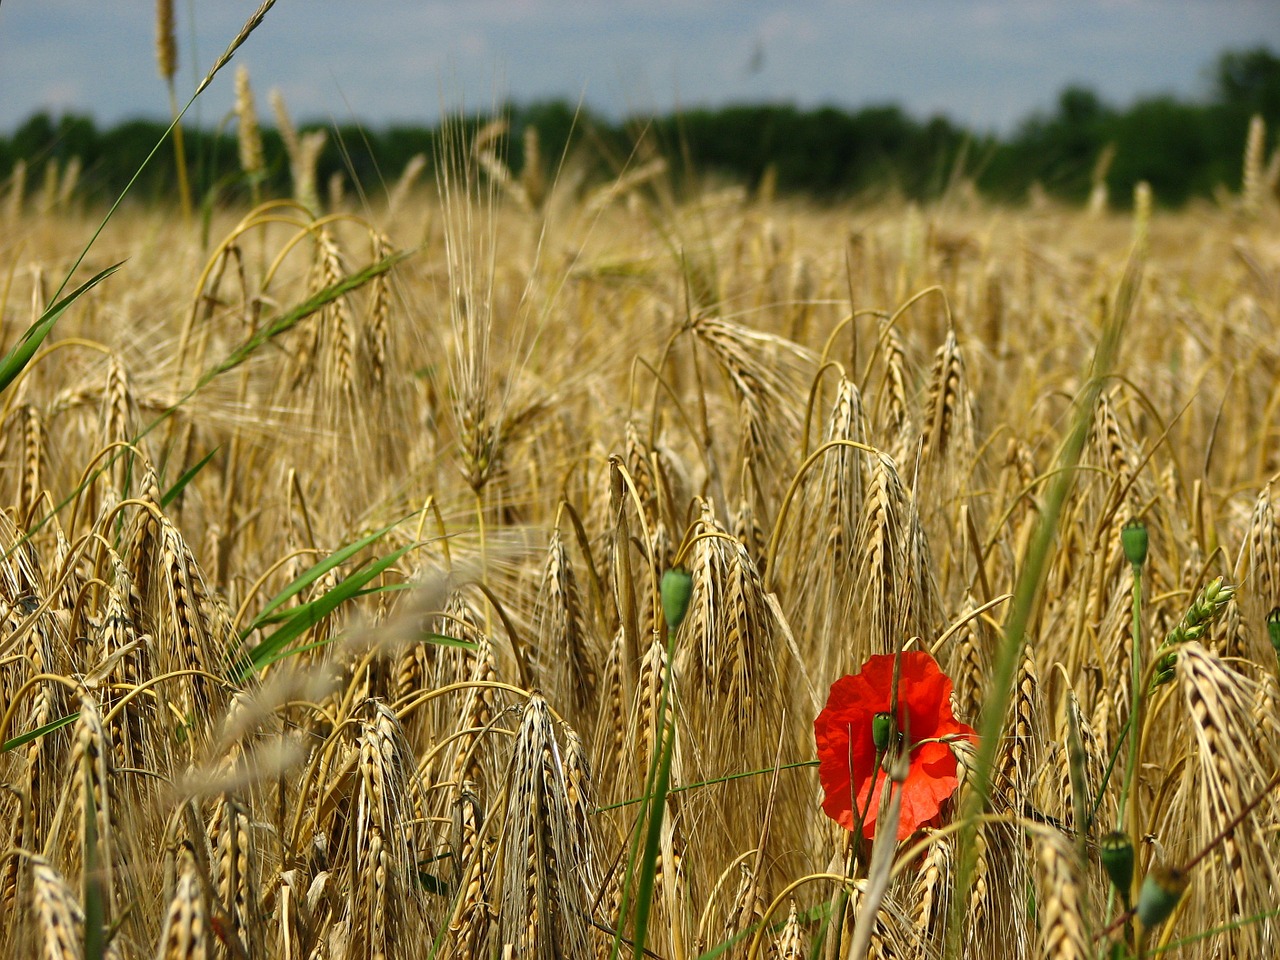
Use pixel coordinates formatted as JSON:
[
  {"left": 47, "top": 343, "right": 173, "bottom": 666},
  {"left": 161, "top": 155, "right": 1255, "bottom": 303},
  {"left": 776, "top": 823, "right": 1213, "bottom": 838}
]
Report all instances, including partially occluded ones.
[
  {"left": 815, "top": 754, "right": 884, "bottom": 960},
  {"left": 1120, "top": 549, "right": 1145, "bottom": 865},
  {"left": 631, "top": 702, "right": 677, "bottom": 958},
  {"left": 611, "top": 568, "right": 692, "bottom": 960},
  {"left": 1116, "top": 519, "right": 1148, "bottom": 952},
  {"left": 943, "top": 251, "right": 1136, "bottom": 955}
]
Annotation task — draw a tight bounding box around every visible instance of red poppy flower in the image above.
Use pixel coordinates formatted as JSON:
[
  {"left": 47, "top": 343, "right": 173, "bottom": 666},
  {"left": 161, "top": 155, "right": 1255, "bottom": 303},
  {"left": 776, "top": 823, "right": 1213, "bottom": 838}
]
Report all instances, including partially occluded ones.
[{"left": 814, "top": 651, "right": 975, "bottom": 840}]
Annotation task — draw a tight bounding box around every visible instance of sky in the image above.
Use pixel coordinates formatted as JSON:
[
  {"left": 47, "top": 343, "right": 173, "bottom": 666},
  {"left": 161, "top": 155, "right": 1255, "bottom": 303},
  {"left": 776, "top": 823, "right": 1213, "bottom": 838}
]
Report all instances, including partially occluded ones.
[{"left": 1, "top": 0, "right": 1278, "bottom": 135}]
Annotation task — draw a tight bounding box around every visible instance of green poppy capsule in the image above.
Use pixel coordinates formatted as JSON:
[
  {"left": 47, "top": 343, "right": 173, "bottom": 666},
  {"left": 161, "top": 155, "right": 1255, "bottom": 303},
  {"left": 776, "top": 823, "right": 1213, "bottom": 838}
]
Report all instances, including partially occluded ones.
[
  {"left": 1121, "top": 520, "right": 1148, "bottom": 568},
  {"left": 1267, "top": 608, "right": 1280, "bottom": 658},
  {"left": 1100, "top": 832, "right": 1135, "bottom": 902},
  {"left": 660, "top": 567, "right": 694, "bottom": 632},
  {"left": 1136, "top": 866, "right": 1188, "bottom": 928},
  {"left": 871, "top": 711, "right": 894, "bottom": 752}
]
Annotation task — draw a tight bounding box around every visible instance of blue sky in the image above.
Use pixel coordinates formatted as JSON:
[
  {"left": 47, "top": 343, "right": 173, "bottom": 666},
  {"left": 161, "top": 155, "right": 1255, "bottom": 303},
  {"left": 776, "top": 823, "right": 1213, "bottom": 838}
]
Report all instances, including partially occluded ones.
[{"left": 1, "top": 1, "right": 1277, "bottom": 134}]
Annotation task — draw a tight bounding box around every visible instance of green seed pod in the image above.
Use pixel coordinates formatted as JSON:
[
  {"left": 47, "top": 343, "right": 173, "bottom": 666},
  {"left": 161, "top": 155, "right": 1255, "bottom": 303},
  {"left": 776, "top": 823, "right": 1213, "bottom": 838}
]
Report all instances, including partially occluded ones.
[
  {"left": 1100, "top": 832, "right": 1135, "bottom": 902},
  {"left": 1121, "top": 520, "right": 1148, "bottom": 568},
  {"left": 872, "top": 711, "right": 894, "bottom": 752},
  {"left": 1136, "top": 866, "right": 1188, "bottom": 928},
  {"left": 1268, "top": 608, "right": 1280, "bottom": 657},
  {"left": 661, "top": 567, "right": 694, "bottom": 632}
]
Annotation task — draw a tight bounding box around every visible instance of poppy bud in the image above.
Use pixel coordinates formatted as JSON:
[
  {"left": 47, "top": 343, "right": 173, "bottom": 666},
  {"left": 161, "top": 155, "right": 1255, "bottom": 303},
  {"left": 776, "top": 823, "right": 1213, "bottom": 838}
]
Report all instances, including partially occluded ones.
[
  {"left": 1136, "top": 866, "right": 1188, "bottom": 928},
  {"left": 1100, "top": 832, "right": 1135, "bottom": 902},
  {"left": 871, "top": 711, "right": 894, "bottom": 752},
  {"left": 1121, "top": 520, "right": 1148, "bottom": 568},
  {"left": 661, "top": 567, "right": 694, "bottom": 632}
]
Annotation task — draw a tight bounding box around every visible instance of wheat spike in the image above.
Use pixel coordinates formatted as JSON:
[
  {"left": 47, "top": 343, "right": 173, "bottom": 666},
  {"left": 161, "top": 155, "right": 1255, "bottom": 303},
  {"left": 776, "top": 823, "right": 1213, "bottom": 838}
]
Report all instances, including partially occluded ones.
[
  {"left": 780, "top": 375, "right": 870, "bottom": 660},
  {"left": 498, "top": 693, "right": 590, "bottom": 960},
  {"left": 1177, "top": 642, "right": 1280, "bottom": 952},
  {"left": 852, "top": 453, "right": 938, "bottom": 666},
  {"left": 1091, "top": 390, "right": 1134, "bottom": 509},
  {"left": 14, "top": 404, "right": 44, "bottom": 522},
  {"left": 365, "top": 232, "right": 394, "bottom": 389},
  {"left": 99, "top": 556, "right": 157, "bottom": 778},
  {"left": 535, "top": 529, "right": 597, "bottom": 718},
  {"left": 234, "top": 65, "right": 264, "bottom": 182},
  {"left": 918, "top": 328, "right": 973, "bottom": 469},
  {"left": 521, "top": 125, "right": 546, "bottom": 210},
  {"left": 155, "top": 847, "right": 208, "bottom": 960},
  {"left": 32, "top": 856, "right": 86, "bottom": 960},
  {"left": 966, "top": 821, "right": 990, "bottom": 945},
  {"left": 997, "top": 644, "right": 1040, "bottom": 816},
  {"left": 270, "top": 87, "right": 299, "bottom": 171},
  {"left": 68, "top": 693, "right": 116, "bottom": 911},
  {"left": 449, "top": 636, "right": 500, "bottom": 792},
  {"left": 1229, "top": 484, "right": 1280, "bottom": 663},
  {"left": 722, "top": 862, "right": 766, "bottom": 945},
  {"left": 348, "top": 701, "right": 420, "bottom": 960},
  {"left": 773, "top": 901, "right": 806, "bottom": 959},
  {"left": 592, "top": 631, "right": 627, "bottom": 799},
  {"left": 316, "top": 228, "right": 356, "bottom": 400},
  {"left": 155, "top": 0, "right": 176, "bottom": 82},
  {"left": 911, "top": 829, "right": 952, "bottom": 950},
  {"left": 877, "top": 321, "right": 914, "bottom": 462},
  {"left": 948, "top": 594, "right": 991, "bottom": 726},
  {"left": 690, "top": 313, "right": 808, "bottom": 479},
  {"left": 1035, "top": 836, "right": 1091, "bottom": 959},
  {"left": 446, "top": 782, "right": 492, "bottom": 958},
  {"left": 154, "top": 517, "right": 228, "bottom": 727},
  {"left": 678, "top": 506, "right": 783, "bottom": 748},
  {"left": 1243, "top": 113, "right": 1265, "bottom": 217},
  {"left": 99, "top": 355, "right": 134, "bottom": 488},
  {"left": 210, "top": 796, "right": 258, "bottom": 959}
]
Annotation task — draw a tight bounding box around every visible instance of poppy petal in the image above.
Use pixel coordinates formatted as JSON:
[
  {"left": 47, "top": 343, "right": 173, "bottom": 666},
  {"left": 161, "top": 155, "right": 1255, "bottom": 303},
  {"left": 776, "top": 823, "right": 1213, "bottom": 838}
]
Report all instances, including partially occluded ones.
[{"left": 815, "top": 652, "right": 976, "bottom": 840}]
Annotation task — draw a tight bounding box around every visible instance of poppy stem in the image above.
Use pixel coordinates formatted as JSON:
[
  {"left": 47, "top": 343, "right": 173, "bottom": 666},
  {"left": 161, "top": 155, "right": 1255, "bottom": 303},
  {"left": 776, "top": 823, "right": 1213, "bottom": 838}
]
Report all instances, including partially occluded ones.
[{"left": 816, "top": 745, "right": 885, "bottom": 960}]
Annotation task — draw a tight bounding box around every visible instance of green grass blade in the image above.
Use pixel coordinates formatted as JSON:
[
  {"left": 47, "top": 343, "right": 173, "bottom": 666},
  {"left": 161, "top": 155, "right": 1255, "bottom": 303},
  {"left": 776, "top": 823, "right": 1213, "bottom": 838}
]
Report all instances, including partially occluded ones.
[
  {"left": 83, "top": 765, "right": 106, "bottom": 960},
  {"left": 0, "top": 262, "right": 124, "bottom": 395},
  {"left": 2, "top": 710, "right": 80, "bottom": 753},
  {"left": 595, "top": 759, "right": 817, "bottom": 813},
  {"left": 630, "top": 713, "right": 677, "bottom": 958},
  {"left": 241, "top": 541, "right": 416, "bottom": 676},
  {"left": 198, "top": 249, "right": 410, "bottom": 390},
  {"left": 246, "top": 603, "right": 476, "bottom": 673},
  {"left": 160, "top": 446, "right": 221, "bottom": 508},
  {"left": 242, "top": 515, "right": 413, "bottom": 636},
  {"left": 942, "top": 247, "right": 1139, "bottom": 955}
]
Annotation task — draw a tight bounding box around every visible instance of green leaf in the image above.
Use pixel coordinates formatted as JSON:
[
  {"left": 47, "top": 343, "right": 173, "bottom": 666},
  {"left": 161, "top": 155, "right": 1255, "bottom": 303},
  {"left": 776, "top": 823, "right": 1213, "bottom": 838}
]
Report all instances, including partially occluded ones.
[
  {"left": 160, "top": 446, "right": 221, "bottom": 509},
  {"left": 241, "top": 541, "right": 416, "bottom": 677},
  {"left": 243, "top": 516, "right": 413, "bottom": 638},
  {"left": 2, "top": 710, "right": 79, "bottom": 753},
  {"left": 199, "top": 249, "right": 409, "bottom": 390},
  {"left": 0, "top": 262, "right": 124, "bottom": 395},
  {"left": 420, "top": 632, "right": 479, "bottom": 651}
]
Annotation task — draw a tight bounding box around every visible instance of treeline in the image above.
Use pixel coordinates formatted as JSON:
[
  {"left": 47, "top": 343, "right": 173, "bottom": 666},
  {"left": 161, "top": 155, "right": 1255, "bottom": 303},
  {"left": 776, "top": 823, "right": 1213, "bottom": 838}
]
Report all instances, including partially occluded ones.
[{"left": 1, "top": 46, "right": 1277, "bottom": 209}]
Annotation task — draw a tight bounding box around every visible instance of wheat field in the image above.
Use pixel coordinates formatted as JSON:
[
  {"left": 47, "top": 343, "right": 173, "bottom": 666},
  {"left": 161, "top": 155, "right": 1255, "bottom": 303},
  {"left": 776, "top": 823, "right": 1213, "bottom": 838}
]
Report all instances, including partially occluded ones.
[{"left": 2, "top": 108, "right": 1280, "bottom": 960}]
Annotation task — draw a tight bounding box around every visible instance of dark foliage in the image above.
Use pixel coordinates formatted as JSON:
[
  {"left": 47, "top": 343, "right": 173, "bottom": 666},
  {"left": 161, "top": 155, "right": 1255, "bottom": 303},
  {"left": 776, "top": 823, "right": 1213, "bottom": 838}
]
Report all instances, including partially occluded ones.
[{"left": 1, "top": 47, "right": 1276, "bottom": 209}]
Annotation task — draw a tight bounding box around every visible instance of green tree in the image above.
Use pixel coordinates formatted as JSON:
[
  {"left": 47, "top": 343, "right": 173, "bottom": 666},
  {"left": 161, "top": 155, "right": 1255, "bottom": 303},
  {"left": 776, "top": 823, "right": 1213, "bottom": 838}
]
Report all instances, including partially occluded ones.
[{"left": 1213, "top": 47, "right": 1280, "bottom": 116}]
